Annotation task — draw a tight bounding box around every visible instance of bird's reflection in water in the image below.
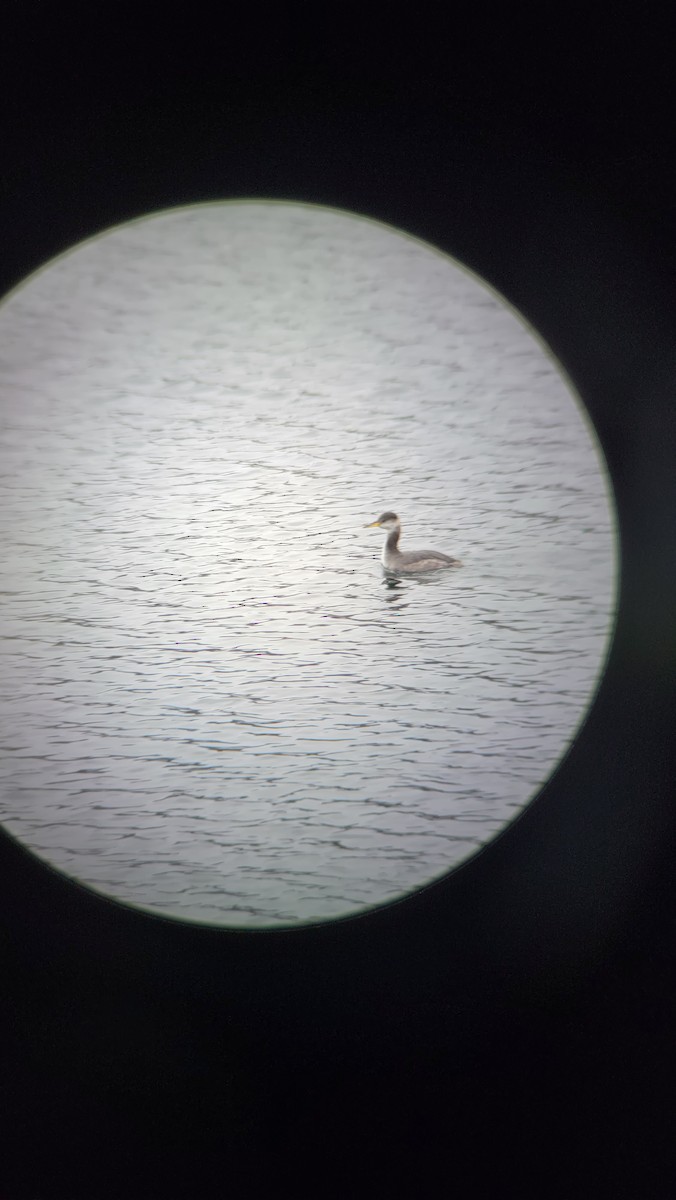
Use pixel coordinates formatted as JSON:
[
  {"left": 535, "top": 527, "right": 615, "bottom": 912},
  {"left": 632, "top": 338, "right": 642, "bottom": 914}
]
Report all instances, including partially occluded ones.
[
  {"left": 381, "top": 568, "right": 451, "bottom": 606},
  {"left": 382, "top": 575, "right": 409, "bottom": 607}
]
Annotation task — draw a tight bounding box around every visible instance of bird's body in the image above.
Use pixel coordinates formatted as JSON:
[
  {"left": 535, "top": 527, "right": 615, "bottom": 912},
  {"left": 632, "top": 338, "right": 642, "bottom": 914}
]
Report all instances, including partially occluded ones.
[{"left": 364, "top": 512, "right": 461, "bottom": 573}]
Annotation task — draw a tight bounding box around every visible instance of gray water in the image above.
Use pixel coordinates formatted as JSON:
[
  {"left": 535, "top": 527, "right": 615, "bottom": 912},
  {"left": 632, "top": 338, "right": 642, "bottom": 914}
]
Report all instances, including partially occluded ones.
[{"left": 0, "top": 202, "right": 616, "bottom": 926}]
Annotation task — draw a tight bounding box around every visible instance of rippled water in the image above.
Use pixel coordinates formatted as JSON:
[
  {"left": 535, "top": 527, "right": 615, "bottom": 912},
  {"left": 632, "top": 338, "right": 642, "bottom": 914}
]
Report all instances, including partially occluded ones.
[{"left": 0, "top": 202, "right": 616, "bottom": 925}]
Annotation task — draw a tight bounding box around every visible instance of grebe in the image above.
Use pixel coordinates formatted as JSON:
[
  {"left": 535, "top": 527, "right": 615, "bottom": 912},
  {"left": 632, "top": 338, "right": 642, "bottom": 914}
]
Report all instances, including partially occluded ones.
[{"left": 364, "top": 512, "right": 461, "bottom": 573}]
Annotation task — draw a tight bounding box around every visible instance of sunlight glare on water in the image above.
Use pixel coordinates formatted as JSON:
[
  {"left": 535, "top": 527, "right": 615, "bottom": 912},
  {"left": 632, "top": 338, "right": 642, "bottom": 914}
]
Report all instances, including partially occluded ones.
[{"left": 0, "top": 201, "right": 617, "bottom": 926}]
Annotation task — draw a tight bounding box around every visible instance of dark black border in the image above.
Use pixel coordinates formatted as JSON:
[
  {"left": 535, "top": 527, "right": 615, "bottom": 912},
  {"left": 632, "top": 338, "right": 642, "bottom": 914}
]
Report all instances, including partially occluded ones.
[{"left": 2, "top": 13, "right": 675, "bottom": 1197}]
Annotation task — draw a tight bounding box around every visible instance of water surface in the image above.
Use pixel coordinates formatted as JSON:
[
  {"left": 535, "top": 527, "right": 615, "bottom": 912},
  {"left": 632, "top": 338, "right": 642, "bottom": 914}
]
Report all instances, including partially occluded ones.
[{"left": 0, "top": 202, "right": 616, "bottom": 925}]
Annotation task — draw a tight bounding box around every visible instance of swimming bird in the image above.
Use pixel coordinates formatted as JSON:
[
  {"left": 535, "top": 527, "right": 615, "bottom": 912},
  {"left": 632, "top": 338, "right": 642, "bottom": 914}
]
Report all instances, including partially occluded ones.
[{"left": 364, "top": 512, "right": 461, "bottom": 573}]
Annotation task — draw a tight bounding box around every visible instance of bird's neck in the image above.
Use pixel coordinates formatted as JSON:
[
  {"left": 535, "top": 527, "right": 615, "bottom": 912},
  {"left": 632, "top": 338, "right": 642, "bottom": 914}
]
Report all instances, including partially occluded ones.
[{"left": 385, "top": 527, "right": 400, "bottom": 552}]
